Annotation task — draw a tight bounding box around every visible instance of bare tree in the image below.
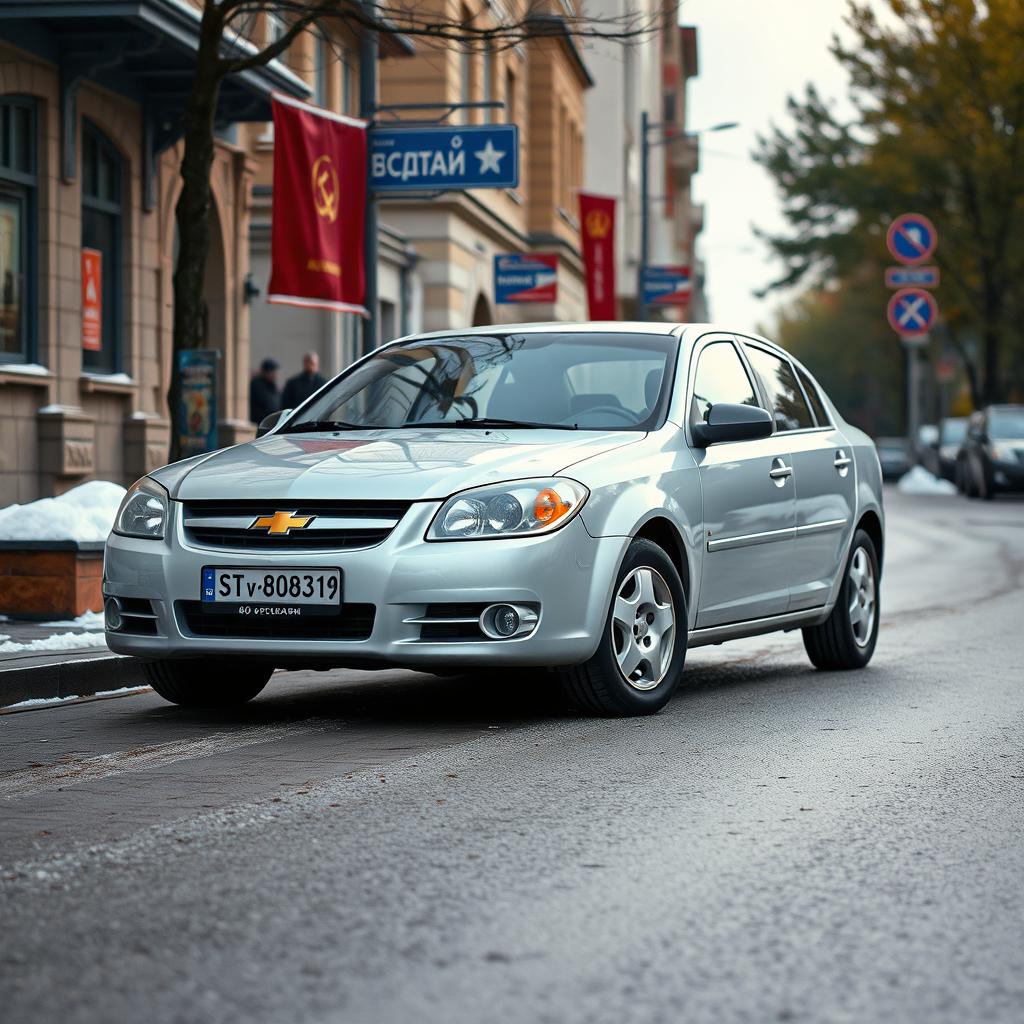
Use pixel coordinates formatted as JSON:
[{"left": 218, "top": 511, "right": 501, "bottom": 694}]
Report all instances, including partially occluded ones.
[{"left": 168, "top": 0, "right": 659, "bottom": 459}]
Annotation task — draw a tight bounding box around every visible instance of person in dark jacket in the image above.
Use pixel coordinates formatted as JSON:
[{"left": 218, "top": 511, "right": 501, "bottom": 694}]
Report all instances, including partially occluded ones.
[
  {"left": 282, "top": 351, "right": 327, "bottom": 410},
  {"left": 249, "top": 357, "right": 281, "bottom": 425}
]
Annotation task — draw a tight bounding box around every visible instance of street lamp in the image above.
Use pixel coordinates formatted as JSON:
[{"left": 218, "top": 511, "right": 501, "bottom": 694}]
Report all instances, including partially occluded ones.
[{"left": 637, "top": 114, "right": 738, "bottom": 319}]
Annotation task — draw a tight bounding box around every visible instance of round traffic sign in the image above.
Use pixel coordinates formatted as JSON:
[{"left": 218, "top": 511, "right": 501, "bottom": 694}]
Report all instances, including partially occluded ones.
[
  {"left": 887, "top": 287, "right": 938, "bottom": 338},
  {"left": 887, "top": 213, "right": 937, "bottom": 265}
]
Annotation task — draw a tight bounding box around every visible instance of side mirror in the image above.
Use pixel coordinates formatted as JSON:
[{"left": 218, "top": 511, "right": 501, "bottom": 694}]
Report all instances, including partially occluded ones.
[
  {"left": 256, "top": 408, "right": 291, "bottom": 438},
  {"left": 691, "top": 403, "right": 773, "bottom": 447}
]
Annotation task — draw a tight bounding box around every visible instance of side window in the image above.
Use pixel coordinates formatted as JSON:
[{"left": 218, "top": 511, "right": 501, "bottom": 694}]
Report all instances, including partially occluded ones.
[
  {"left": 743, "top": 344, "right": 814, "bottom": 432},
  {"left": 690, "top": 341, "right": 759, "bottom": 424},
  {"left": 795, "top": 365, "right": 830, "bottom": 426}
]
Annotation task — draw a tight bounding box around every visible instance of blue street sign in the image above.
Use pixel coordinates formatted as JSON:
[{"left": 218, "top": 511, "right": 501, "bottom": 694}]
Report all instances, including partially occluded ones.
[
  {"left": 369, "top": 124, "right": 519, "bottom": 193},
  {"left": 641, "top": 265, "right": 691, "bottom": 307},
  {"left": 887, "top": 287, "right": 938, "bottom": 338},
  {"left": 886, "top": 213, "right": 937, "bottom": 265},
  {"left": 885, "top": 265, "right": 939, "bottom": 288},
  {"left": 494, "top": 253, "right": 558, "bottom": 304}
]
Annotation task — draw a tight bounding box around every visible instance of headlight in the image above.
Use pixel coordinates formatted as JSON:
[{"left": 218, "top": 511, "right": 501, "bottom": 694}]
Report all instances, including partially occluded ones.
[
  {"left": 427, "top": 478, "right": 589, "bottom": 541},
  {"left": 990, "top": 442, "right": 1018, "bottom": 462},
  {"left": 113, "top": 478, "right": 168, "bottom": 539}
]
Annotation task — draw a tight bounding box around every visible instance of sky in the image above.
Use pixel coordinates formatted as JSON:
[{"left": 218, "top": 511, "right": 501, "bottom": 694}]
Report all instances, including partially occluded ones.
[{"left": 682, "top": 0, "right": 864, "bottom": 331}]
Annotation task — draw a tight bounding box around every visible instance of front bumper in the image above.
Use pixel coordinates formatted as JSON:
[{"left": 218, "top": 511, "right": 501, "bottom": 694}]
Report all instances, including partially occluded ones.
[{"left": 103, "top": 501, "right": 626, "bottom": 668}]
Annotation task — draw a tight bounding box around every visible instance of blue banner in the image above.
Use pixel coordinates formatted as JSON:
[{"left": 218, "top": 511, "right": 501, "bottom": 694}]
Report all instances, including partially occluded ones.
[
  {"left": 369, "top": 124, "right": 519, "bottom": 192},
  {"left": 641, "top": 265, "right": 692, "bottom": 307},
  {"left": 494, "top": 253, "right": 558, "bottom": 304},
  {"left": 178, "top": 349, "right": 219, "bottom": 457}
]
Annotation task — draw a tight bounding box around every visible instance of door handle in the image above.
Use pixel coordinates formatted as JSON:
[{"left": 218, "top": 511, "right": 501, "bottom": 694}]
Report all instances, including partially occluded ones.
[
  {"left": 834, "top": 449, "right": 852, "bottom": 476},
  {"left": 769, "top": 457, "right": 793, "bottom": 483}
]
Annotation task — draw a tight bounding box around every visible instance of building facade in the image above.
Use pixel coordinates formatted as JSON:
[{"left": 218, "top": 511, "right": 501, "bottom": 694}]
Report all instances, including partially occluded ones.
[
  {"left": 377, "top": 1, "right": 592, "bottom": 331},
  {"left": 583, "top": 2, "right": 706, "bottom": 319}
]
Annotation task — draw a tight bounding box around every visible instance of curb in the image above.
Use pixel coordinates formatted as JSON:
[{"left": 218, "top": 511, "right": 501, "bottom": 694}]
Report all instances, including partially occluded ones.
[{"left": 0, "top": 655, "right": 145, "bottom": 708}]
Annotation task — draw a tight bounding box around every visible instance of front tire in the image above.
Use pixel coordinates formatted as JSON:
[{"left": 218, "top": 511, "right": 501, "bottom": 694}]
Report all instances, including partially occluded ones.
[
  {"left": 557, "top": 539, "right": 687, "bottom": 716},
  {"left": 142, "top": 659, "right": 273, "bottom": 707},
  {"left": 802, "top": 528, "right": 880, "bottom": 671}
]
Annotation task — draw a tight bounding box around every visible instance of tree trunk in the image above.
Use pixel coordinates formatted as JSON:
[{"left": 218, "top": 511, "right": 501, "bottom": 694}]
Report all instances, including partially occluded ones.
[
  {"left": 167, "top": 3, "right": 224, "bottom": 462},
  {"left": 981, "top": 322, "right": 1002, "bottom": 407}
]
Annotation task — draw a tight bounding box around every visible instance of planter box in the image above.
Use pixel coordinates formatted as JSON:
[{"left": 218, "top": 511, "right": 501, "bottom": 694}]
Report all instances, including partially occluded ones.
[{"left": 0, "top": 541, "right": 105, "bottom": 619}]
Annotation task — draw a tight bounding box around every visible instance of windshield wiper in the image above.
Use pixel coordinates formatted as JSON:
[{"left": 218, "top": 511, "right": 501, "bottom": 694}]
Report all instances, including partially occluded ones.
[
  {"left": 279, "top": 419, "right": 363, "bottom": 434},
  {"left": 406, "top": 417, "right": 578, "bottom": 431}
]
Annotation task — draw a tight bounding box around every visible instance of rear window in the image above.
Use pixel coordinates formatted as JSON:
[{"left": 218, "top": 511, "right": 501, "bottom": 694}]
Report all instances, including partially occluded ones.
[{"left": 795, "top": 366, "right": 830, "bottom": 426}]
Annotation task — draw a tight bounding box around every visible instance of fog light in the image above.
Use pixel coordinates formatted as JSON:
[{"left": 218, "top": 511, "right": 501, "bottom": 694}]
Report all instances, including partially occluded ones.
[
  {"left": 479, "top": 603, "right": 539, "bottom": 640},
  {"left": 104, "top": 596, "right": 123, "bottom": 631}
]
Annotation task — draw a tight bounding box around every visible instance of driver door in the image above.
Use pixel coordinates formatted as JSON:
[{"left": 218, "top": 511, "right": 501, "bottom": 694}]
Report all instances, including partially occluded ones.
[{"left": 688, "top": 336, "right": 796, "bottom": 628}]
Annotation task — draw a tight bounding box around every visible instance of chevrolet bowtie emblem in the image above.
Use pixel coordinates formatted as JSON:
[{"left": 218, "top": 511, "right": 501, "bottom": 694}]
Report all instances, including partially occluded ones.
[{"left": 249, "top": 511, "right": 314, "bottom": 535}]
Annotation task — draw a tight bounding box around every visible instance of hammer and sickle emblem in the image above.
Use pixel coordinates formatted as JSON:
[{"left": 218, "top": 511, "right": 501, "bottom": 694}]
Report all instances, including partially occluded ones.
[
  {"left": 585, "top": 209, "right": 611, "bottom": 240},
  {"left": 311, "top": 154, "right": 339, "bottom": 223}
]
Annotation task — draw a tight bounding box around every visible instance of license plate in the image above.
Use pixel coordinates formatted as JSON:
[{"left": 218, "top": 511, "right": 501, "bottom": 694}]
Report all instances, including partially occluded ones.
[{"left": 201, "top": 567, "right": 341, "bottom": 611}]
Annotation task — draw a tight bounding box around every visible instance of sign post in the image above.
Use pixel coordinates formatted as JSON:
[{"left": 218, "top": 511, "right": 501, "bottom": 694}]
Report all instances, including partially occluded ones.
[
  {"left": 885, "top": 213, "right": 940, "bottom": 449},
  {"left": 178, "top": 349, "right": 219, "bottom": 458}
]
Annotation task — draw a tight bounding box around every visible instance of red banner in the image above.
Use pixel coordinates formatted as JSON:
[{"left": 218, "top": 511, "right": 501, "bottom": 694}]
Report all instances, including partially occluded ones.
[
  {"left": 268, "top": 94, "right": 368, "bottom": 315},
  {"left": 81, "top": 248, "right": 102, "bottom": 351},
  {"left": 579, "top": 193, "right": 617, "bottom": 320}
]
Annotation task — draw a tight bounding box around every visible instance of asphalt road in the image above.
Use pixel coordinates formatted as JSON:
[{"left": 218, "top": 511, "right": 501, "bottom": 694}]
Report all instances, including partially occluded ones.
[{"left": 2, "top": 488, "right": 1023, "bottom": 1024}]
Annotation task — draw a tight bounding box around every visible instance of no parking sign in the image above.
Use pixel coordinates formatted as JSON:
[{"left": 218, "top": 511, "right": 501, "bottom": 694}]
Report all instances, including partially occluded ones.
[{"left": 887, "top": 288, "right": 937, "bottom": 339}]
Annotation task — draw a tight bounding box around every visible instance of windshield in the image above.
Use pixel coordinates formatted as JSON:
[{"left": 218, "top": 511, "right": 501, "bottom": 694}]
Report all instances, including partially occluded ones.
[
  {"left": 284, "top": 333, "right": 676, "bottom": 432},
  {"left": 990, "top": 408, "right": 1024, "bottom": 439},
  {"left": 939, "top": 418, "right": 967, "bottom": 445}
]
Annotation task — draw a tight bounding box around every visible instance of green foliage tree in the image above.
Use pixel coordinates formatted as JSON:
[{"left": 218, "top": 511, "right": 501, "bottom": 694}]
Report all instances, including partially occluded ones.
[{"left": 755, "top": 0, "right": 1024, "bottom": 409}]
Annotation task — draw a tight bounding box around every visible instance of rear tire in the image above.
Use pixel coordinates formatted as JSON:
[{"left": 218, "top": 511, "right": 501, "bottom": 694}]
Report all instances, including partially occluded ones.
[
  {"left": 557, "top": 539, "right": 687, "bottom": 716},
  {"left": 142, "top": 659, "right": 273, "bottom": 707},
  {"left": 802, "top": 528, "right": 880, "bottom": 671}
]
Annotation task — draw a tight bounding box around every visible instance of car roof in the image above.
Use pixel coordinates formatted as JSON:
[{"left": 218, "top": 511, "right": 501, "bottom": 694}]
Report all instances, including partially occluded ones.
[{"left": 392, "top": 322, "right": 773, "bottom": 345}]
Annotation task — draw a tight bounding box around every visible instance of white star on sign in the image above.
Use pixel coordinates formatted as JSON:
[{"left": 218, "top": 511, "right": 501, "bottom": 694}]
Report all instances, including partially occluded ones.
[{"left": 474, "top": 139, "right": 505, "bottom": 174}]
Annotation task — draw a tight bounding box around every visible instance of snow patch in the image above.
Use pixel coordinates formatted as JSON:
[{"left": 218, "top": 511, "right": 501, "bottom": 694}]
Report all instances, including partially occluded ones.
[
  {"left": 0, "top": 631, "right": 109, "bottom": 655},
  {"left": 41, "top": 610, "right": 105, "bottom": 631},
  {"left": 897, "top": 465, "right": 958, "bottom": 496},
  {"left": 0, "top": 480, "right": 126, "bottom": 542},
  {"left": 4, "top": 686, "right": 148, "bottom": 711},
  {"left": 0, "top": 362, "right": 50, "bottom": 376}
]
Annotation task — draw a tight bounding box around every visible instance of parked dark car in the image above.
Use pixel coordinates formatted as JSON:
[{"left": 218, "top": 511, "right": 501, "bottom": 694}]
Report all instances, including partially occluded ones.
[
  {"left": 875, "top": 436, "right": 910, "bottom": 482},
  {"left": 923, "top": 416, "right": 968, "bottom": 482},
  {"left": 957, "top": 405, "right": 1024, "bottom": 499}
]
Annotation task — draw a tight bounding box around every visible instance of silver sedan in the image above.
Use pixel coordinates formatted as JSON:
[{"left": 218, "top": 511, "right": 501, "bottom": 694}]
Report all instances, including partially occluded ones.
[{"left": 104, "top": 323, "right": 884, "bottom": 716}]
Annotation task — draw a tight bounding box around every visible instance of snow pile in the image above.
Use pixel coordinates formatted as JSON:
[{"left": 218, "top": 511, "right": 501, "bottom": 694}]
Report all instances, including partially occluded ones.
[
  {"left": 42, "top": 610, "right": 105, "bottom": 631},
  {"left": 897, "top": 465, "right": 957, "bottom": 496},
  {"left": 0, "top": 480, "right": 126, "bottom": 543},
  {"left": 0, "top": 631, "right": 109, "bottom": 655}
]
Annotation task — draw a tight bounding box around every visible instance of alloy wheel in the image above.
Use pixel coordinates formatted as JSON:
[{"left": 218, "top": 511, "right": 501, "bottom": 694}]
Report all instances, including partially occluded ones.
[
  {"left": 611, "top": 566, "right": 676, "bottom": 691},
  {"left": 847, "top": 546, "right": 876, "bottom": 648}
]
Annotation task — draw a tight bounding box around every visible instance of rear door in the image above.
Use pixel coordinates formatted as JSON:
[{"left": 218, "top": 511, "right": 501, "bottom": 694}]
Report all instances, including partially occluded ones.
[
  {"left": 688, "top": 335, "right": 796, "bottom": 628},
  {"left": 740, "top": 341, "right": 856, "bottom": 612}
]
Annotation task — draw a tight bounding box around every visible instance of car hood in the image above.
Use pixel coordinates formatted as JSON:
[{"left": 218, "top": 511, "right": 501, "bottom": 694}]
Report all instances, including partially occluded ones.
[{"left": 161, "top": 428, "right": 641, "bottom": 502}]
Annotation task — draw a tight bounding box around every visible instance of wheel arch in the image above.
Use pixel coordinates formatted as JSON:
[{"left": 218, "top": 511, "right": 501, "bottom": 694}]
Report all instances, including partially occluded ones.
[
  {"left": 633, "top": 515, "right": 692, "bottom": 604},
  {"left": 856, "top": 508, "right": 884, "bottom": 571}
]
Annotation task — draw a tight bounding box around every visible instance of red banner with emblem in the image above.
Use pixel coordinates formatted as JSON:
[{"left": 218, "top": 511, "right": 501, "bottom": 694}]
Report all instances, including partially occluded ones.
[
  {"left": 578, "top": 193, "right": 617, "bottom": 320},
  {"left": 268, "top": 94, "right": 367, "bottom": 315}
]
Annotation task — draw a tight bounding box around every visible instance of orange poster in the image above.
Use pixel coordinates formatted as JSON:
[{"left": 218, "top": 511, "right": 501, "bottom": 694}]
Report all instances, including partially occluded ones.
[{"left": 81, "top": 248, "right": 102, "bottom": 351}]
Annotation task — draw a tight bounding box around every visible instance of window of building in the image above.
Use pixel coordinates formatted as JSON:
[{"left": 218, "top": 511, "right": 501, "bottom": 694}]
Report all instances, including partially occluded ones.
[
  {"left": 265, "top": 11, "right": 285, "bottom": 45},
  {"left": 314, "top": 34, "right": 328, "bottom": 106},
  {"left": 81, "top": 122, "right": 124, "bottom": 374},
  {"left": 742, "top": 344, "right": 814, "bottom": 431},
  {"left": 0, "top": 96, "right": 36, "bottom": 363},
  {"left": 691, "top": 342, "right": 759, "bottom": 424},
  {"left": 341, "top": 45, "right": 353, "bottom": 115}
]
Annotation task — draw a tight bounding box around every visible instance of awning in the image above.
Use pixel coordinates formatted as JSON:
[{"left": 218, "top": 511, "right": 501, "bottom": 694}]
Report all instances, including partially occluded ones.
[{"left": 0, "top": 0, "right": 312, "bottom": 206}]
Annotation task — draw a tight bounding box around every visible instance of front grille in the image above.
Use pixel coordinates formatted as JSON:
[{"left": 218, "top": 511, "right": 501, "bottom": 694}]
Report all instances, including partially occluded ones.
[
  {"left": 181, "top": 500, "right": 411, "bottom": 551},
  {"left": 418, "top": 602, "right": 488, "bottom": 642},
  {"left": 178, "top": 601, "right": 375, "bottom": 641}
]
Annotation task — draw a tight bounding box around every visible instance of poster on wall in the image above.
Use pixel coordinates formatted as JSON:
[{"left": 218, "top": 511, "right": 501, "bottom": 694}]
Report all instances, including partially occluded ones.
[
  {"left": 81, "top": 248, "right": 102, "bottom": 351},
  {"left": 178, "top": 349, "right": 219, "bottom": 457},
  {"left": 494, "top": 253, "right": 558, "bottom": 304}
]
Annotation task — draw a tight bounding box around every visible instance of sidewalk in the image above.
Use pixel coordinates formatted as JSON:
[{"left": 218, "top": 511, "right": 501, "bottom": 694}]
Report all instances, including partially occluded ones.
[{"left": 0, "top": 614, "right": 143, "bottom": 708}]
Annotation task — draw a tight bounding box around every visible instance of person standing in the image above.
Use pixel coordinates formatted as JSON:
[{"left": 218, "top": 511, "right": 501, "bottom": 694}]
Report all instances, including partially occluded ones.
[
  {"left": 249, "top": 357, "right": 281, "bottom": 424},
  {"left": 282, "top": 351, "right": 327, "bottom": 410}
]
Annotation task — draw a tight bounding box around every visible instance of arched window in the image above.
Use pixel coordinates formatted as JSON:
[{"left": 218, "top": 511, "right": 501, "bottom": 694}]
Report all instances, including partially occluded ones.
[
  {"left": 81, "top": 121, "right": 123, "bottom": 373},
  {"left": 0, "top": 96, "right": 37, "bottom": 363}
]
